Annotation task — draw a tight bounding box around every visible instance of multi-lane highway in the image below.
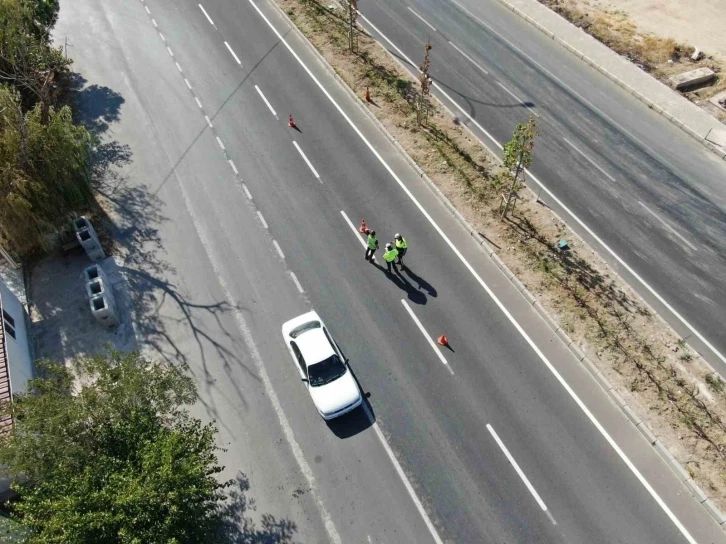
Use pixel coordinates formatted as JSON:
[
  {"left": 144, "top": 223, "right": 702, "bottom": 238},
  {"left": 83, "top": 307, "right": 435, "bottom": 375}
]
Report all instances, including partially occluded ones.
[
  {"left": 357, "top": 0, "right": 726, "bottom": 374},
  {"left": 55, "top": 0, "right": 726, "bottom": 542}
]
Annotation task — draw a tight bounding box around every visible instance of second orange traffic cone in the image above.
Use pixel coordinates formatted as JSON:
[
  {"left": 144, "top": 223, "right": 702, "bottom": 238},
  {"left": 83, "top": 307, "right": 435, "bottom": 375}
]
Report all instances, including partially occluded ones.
[
  {"left": 437, "top": 335, "right": 449, "bottom": 347},
  {"left": 360, "top": 219, "right": 369, "bottom": 234},
  {"left": 288, "top": 114, "right": 297, "bottom": 128}
]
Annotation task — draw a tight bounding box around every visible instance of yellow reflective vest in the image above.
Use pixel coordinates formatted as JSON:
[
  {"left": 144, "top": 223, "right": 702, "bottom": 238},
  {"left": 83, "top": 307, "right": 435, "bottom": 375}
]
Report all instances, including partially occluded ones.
[
  {"left": 395, "top": 237, "right": 407, "bottom": 250},
  {"left": 383, "top": 248, "right": 398, "bottom": 262}
]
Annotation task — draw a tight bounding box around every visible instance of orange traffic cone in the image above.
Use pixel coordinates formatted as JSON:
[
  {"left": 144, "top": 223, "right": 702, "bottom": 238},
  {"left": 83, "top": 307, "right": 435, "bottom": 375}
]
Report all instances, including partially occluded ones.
[
  {"left": 288, "top": 114, "right": 297, "bottom": 128},
  {"left": 437, "top": 335, "right": 449, "bottom": 347},
  {"left": 365, "top": 87, "right": 371, "bottom": 103},
  {"left": 359, "top": 219, "right": 369, "bottom": 234}
]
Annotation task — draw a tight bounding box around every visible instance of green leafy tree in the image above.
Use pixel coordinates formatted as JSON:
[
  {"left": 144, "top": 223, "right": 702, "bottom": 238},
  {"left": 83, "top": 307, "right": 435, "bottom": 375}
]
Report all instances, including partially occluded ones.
[
  {"left": 0, "top": 351, "right": 229, "bottom": 543},
  {"left": 501, "top": 115, "right": 537, "bottom": 219}
]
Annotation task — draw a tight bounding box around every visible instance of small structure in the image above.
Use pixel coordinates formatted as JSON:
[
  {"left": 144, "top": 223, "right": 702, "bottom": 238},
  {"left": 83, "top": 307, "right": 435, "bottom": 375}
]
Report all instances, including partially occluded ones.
[{"left": 668, "top": 67, "right": 716, "bottom": 91}]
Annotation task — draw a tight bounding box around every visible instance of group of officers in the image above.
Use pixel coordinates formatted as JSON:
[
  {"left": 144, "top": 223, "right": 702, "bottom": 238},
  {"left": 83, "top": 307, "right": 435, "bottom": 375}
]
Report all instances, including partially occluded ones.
[{"left": 364, "top": 230, "right": 408, "bottom": 273}]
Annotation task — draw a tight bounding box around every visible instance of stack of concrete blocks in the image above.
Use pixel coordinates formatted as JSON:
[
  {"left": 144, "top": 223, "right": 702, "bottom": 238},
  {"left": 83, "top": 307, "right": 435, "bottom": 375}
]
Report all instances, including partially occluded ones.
[
  {"left": 73, "top": 216, "right": 105, "bottom": 261},
  {"left": 83, "top": 264, "right": 120, "bottom": 329}
]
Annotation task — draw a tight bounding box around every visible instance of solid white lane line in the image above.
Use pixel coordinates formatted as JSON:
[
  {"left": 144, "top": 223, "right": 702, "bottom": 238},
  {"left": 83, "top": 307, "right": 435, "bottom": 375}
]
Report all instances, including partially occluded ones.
[
  {"left": 257, "top": 210, "right": 268, "bottom": 229},
  {"left": 194, "top": 96, "right": 203, "bottom": 108},
  {"left": 293, "top": 141, "right": 321, "bottom": 180},
  {"left": 198, "top": 3, "right": 215, "bottom": 26},
  {"left": 401, "top": 300, "right": 454, "bottom": 375},
  {"left": 496, "top": 81, "right": 539, "bottom": 117},
  {"left": 273, "top": 240, "right": 285, "bottom": 259},
  {"left": 340, "top": 210, "right": 375, "bottom": 261},
  {"left": 242, "top": 183, "right": 252, "bottom": 200},
  {"left": 175, "top": 62, "right": 183, "bottom": 72},
  {"left": 639, "top": 202, "right": 697, "bottom": 252},
  {"left": 361, "top": 400, "right": 444, "bottom": 544},
  {"left": 563, "top": 138, "right": 615, "bottom": 182},
  {"left": 448, "top": 41, "right": 489, "bottom": 75},
  {"left": 167, "top": 46, "right": 174, "bottom": 57},
  {"left": 229, "top": 160, "right": 239, "bottom": 175},
  {"left": 216, "top": 136, "right": 225, "bottom": 151},
  {"left": 249, "top": 4, "right": 698, "bottom": 541},
  {"left": 364, "top": 7, "right": 726, "bottom": 372},
  {"left": 205, "top": 115, "right": 214, "bottom": 128},
  {"left": 289, "top": 271, "right": 305, "bottom": 293},
  {"left": 487, "top": 424, "right": 553, "bottom": 520},
  {"left": 184, "top": 78, "right": 192, "bottom": 89},
  {"left": 224, "top": 41, "right": 242, "bottom": 65},
  {"left": 152, "top": 18, "right": 158, "bottom": 28},
  {"left": 407, "top": 6, "right": 437, "bottom": 32},
  {"left": 255, "top": 85, "right": 278, "bottom": 118}
]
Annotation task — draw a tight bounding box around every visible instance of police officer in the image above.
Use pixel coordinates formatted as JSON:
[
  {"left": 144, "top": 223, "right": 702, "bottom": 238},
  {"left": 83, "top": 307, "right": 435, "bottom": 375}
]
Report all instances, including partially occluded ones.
[
  {"left": 394, "top": 233, "right": 408, "bottom": 266},
  {"left": 383, "top": 243, "right": 399, "bottom": 273},
  {"left": 365, "top": 230, "right": 379, "bottom": 262}
]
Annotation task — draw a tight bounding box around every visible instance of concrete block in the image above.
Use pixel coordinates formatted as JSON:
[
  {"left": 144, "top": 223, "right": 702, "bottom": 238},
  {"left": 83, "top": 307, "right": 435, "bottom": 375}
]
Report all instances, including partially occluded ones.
[
  {"left": 511, "top": 276, "right": 527, "bottom": 293},
  {"left": 90, "top": 294, "right": 120, "bottom": 328},
  {"left": 521, "top": 289, "right": 536, "bottom": 305},
  {"left": 86, "top": 278, "right": 115, "bottom": 308},
  {"left": 706, "top": 126, "right": 726, "bottom": 147},
  {"left": 710, "top": 91, "right": 726, "bottom": 112},
  {"left": 73, "top": 216, "right": 96, "bottom": 237},
  {"left": 637, "top": 422, "right": 657, "bottom": 445},
  {"left": 668, "top": 67, "right": 716, "bottom": 90},
  {"left": 555, "top": 327, "right": 573, "bottom": 347},
  {"left": 608, "top": 389, "right": 626, "bottom": 408},
  {"left": 684, "top": 479, "right": 708, "bottom": 504},
  {"left": 581, "top": 356, "right": 601, "bottom": 377},
  {"left": 704, "top": 499, "right": 726, "bottom": 525},
  {"left": 594, "top": 370, "right": 613, "bottom": 392},
  {"left": 569, "top": 344, "right": 586, "bottom": 362},
  {"left": 622, "top": 404, "right": 641, "bottom": 425},
  {"left": 83, "top": 264, "right": 108, "bottom": 284},
  {"left": 654, "top": 440, "right": 690, "bottom": 481},
  {"left": 534, "top": 303, "right": 560, "bottom": 332}
]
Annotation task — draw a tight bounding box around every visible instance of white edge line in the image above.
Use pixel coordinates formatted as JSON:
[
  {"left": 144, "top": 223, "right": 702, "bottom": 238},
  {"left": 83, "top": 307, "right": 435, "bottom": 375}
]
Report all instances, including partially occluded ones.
[
  {"left": 289, "top": 271, "right": 304, "bottom": 293},
  {"left": 407, "top": 6, "right": 437, "bottom": 32},
  {"left": 242, "top": 183, "right": 252, "bottom": 200},
  {"left": 194, "top": 96, "right": 203, "bottom": 108},
  {"left": 401, "top": 300, "right": 453, "bottom": 375},
  {"left": 216, "top": 136, "right": 226, "bottom": 150},
  {"left": 273, "top": 239, "right": 285, "bottom": 259},
  {"left": 229, "top": 160, "right": 239, "bottom": 175},
  {"left": 496, "top": 81, "right": 540, "bottom": 117},
  {"left": 340, "top": 210, "right": 375, "bottom": 261},
  {"left": 257, "top": 210, "right": 268, "bottom": 229},
  {"left": 562, "top": 138, "right": 615, "bottom": 182},
  {"left": 205, "top": 115, "right": 214, "bottom": 128},
  {"left": 198, "top": 3, "right": 215, "bottom": 26},
  {"left": 362, "top": 6, "right": 726, "bottom": 370},
  {"left": 293, "top": 141, "right": 321, "bottom": 179},
  {"left": 361, "top": 400, "right": 444, "bottom": 544},
  {"left": 255, "top": 85, "right": 279, "bottom": 118},
  {"left": 487, "top": 424, "right": 549, "bottom": 512},
  {"left": 448, "top": 41, "right": 489, "bottom": 75},
  {"left": 250, "top": 3, "right": 698, "bottom": 541},
  {"left": 638, "top": 202, "right": 697, "bottom": 251},
  {"left": 224, "top": 41, "right": 242, "bottom": 65}
]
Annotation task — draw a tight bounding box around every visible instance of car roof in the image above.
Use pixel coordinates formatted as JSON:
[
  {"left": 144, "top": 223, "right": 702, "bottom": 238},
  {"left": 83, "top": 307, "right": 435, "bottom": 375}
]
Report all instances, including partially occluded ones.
[{"left": 282, "top": 311, "right": 336, "bottom": 366}]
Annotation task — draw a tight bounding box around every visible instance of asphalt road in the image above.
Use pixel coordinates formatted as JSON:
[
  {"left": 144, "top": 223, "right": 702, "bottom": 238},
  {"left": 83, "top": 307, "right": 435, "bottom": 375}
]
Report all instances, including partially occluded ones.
[
  {"left": 55, "top": 0, "right": 726, "bottom": 542},
  {"left": 356, "top": 0, "right": 726, "bottom": 373}
]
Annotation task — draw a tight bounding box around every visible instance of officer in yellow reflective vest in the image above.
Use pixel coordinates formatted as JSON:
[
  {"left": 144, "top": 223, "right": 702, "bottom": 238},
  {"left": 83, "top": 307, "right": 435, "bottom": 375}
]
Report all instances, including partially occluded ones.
[
  {"left": 365, "top": 230, "right": 379, "bottom": 262},
  {"left": 394, "top": 233, "right": 408, "bottom": 266},
  {"left": 383, "top": 243, "right": 399, "bottom": 273}
]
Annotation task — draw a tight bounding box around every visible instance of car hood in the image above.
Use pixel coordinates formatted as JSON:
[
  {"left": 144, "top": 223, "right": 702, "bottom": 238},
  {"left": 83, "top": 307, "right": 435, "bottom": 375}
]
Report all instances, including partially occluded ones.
[{"left": 308, "top": 370, "right": 361, "bottom": 416}]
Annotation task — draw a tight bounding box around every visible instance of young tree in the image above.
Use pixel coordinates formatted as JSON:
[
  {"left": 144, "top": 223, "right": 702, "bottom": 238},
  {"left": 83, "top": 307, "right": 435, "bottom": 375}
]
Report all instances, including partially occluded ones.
[
  {"left": 417, "top": 41, "right": 432, "bottom": 127},
  {"left": 345, "top": 0, "right": 358, "bottom": 53},
  {"left": 0, "top": 351, "right": 229, "bottom": 543},
  {"left": 501, "top": 115, "right": 537, "bottom": 219}
]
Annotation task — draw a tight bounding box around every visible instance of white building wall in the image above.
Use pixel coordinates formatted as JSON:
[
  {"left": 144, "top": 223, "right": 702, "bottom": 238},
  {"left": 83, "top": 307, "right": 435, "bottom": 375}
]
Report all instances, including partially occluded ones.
[{"left": 0, "top": 279, "right": 33, "bottom": 395}]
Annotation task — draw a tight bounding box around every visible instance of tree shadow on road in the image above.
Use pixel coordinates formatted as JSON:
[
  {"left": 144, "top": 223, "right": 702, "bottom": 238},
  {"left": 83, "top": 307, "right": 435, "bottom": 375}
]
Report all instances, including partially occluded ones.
[{"left": 61, "top": 72, "right": 125, "bottom": 135}]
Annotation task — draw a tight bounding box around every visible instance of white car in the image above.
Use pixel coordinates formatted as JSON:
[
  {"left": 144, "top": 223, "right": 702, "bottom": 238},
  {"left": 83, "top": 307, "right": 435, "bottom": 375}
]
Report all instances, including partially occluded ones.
[{"left": 281, "top": 311, "right": 363, "bottom": 420}]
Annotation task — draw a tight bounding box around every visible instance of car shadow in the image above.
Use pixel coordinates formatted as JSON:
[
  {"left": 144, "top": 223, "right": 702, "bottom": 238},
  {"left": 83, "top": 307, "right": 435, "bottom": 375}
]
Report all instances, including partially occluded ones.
[{"left": 325, "top": 358, "right": 375, "bottom": 439}]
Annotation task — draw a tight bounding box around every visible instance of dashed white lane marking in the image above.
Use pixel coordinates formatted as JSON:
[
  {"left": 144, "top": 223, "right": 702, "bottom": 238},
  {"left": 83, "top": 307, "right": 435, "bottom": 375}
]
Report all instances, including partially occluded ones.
[
  {"left": 224, "top": 41, "right": 242, "bottom": 65},
  {"left": 401, "top": 300, "right": 454, "bottom": 375},
  {"left": 175, "top": 62, "right": 183, "bottom": 72},
  {"left": 229, "top": 160, "right": 239, "bottom": 175},
  {"left": 257, "top": 210, "right": 268, "bottom": 229},
  {"left": 273, "top": 240, "right": 285, "bottom": 260},
  {"left": 563, "top": 137, "right": 615, "bottom": 182},
  {"left": 448, "top": 41, "right": 489, "bottom": 75},
  {"left": 293, "top": 141, "right": 321, "bottom": 180},
  {"left": 407, "top": 6, "right": 437, "bottom": 32},
  {"left": 184, "top": 78, "right": 192, "bottom": 89},
  {"left": 152, "top": 18, "right": 158, "bottom": 28},
  {"left": 255, "top": 85, "right": 278, "bottom": 118},
  {"left": 194, "top": 96, "right": 203, "bottom": 108},
  {"left": 289, "top": 271, "right": 305, "bottom": 293},
  {"left": 205, "top": 115, "right": 213, "bottom": 128},
  {"left": 340, "top": 210, "right": 375, "bottom": 261},
  {"left": 159, "top": 32, "right": 165, "bottom": 42},
  {"left": 216, "top": 136, "right": 225, "bottom": 150},
  {"left": 251, "top": 3, "right": 697, "bottom": 541},
  {"left": 487, "top": 424, "right": 556, "bottom": 525},
  {"left": 198, "top": 3, "right": 215, "bottom": 26},
  {"left": 242, "top": 183, "right": 252, "bottom": 200},
  {"left": 638, "top": 202, "right": 697, "bottom": 252},
  {"left": 167, "top": 46, "right": 174, "bottom": 57},
  {"left": 496, "top": 81, "right": 539, "bottom": 117},
  {"left": 145, "top": 5, "right": 150, "bottom": 14},
  {"left": 360, "top": 400, "right": 444, "bottom": 544}
]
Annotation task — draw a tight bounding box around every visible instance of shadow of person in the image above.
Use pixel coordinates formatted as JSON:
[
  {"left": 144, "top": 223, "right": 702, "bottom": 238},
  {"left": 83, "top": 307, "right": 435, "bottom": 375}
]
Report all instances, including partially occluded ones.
[{"left": 401, "top": 265, "right": 437, "bottom": 297}]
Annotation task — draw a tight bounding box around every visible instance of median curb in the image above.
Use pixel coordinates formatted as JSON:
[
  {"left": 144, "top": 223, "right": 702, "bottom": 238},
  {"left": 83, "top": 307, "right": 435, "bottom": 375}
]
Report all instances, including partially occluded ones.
[
  {"left": 490, "top": 0, "right": 726, "bottom": 161},
  {"left": 267, "top": 0, "right": 726, "bottom": 528}
]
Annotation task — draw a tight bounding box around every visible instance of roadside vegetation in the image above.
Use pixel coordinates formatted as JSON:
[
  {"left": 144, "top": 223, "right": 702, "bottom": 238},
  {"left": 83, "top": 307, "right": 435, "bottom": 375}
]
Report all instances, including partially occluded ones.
[
  {"left": 0, "top": 0, "right": 97, "bottom": 259},
  {"left": 282, "top": 0, "right": 726, "bottom": 506}
]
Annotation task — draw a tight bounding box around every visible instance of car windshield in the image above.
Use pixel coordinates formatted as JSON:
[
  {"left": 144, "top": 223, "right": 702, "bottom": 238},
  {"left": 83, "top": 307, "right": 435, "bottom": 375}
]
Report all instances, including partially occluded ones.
[
  {"left": 290, "top": 320, "right": 321, "bottom": 338},
  {"left": 308, "top": 355, "right": 347, "bottom": 387}
]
